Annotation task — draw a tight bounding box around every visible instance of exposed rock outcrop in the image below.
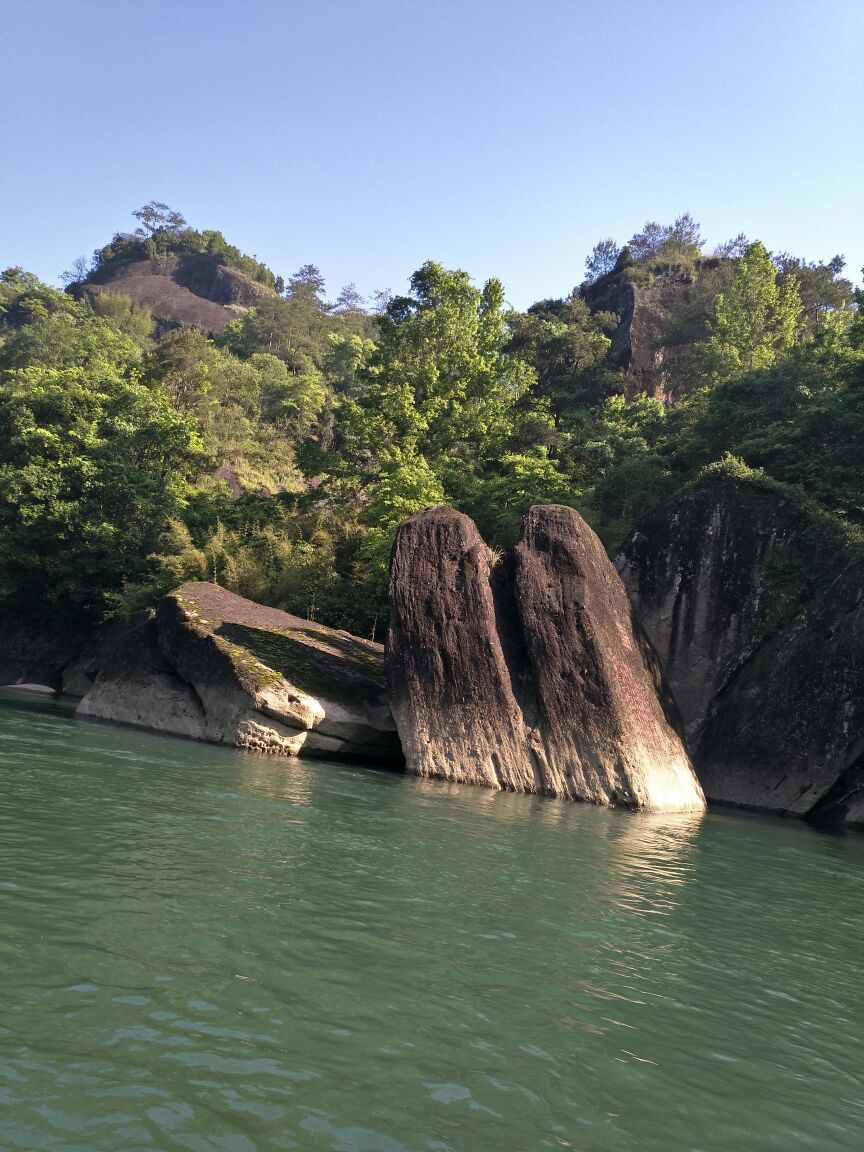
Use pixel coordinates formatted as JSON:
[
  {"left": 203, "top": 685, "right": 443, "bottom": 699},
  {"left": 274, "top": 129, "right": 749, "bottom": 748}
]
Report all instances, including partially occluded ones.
[
  {"left": 614, "top": 476, "right": 826, "bottom": 747},
  {"left": 387, "top": 505, "right": 704, "bottom": 812},
  {"left": 386, "top": 508, "right": 534, "bottom": 792},
  {"left": 617, "top": 474, "right": 864, "bottom": 828},
  {"left": 583, "top": 259, "right": 727, "bottom": 403},
  {"left": 76, "top": 583, "right": 402, "bottom": 764},
  {"left": 698, "top": 558, "right": 864, "bottom": 828},
  {"left": 81, "top": 254, "right": 272, "bottom": 334}
]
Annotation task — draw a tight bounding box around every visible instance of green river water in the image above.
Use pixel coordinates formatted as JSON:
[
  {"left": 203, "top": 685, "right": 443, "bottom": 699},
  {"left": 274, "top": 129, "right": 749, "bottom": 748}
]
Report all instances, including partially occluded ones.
[{"left": 1, "top": 690, "right": 863, "bottom": 1152}]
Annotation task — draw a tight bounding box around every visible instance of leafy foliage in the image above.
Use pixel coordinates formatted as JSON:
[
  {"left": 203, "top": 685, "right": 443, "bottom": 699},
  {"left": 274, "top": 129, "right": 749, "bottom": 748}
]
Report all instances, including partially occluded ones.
[{"left": 1, "top": 212, "right": 862, "bottom": 638}]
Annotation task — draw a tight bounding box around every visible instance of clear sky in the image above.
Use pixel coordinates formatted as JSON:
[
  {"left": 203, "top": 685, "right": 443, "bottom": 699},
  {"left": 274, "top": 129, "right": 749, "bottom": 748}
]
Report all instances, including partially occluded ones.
[{"left": 2, "top": 0, "right": 862, "bottom": 308}]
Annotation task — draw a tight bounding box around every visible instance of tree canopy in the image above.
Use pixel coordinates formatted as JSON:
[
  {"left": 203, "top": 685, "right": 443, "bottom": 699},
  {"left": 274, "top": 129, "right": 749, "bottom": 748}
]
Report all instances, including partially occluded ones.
[{"left": 1, "top": 212, "right": 860, "bottom": 636}]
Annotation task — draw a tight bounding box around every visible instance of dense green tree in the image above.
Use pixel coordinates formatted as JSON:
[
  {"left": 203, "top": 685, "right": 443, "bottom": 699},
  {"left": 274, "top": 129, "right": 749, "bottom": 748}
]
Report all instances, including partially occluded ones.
[
  {"left": 696, "top": 241, "right": 803, "bottom": 381},
  {"left": 0, "top": 297, "right": 141, "bottom": 374},
  {"left": 88, "top": 292, "right": 154, "bottom": 344},
  {"left": 0, "top": 352, "right": 200, "bottom": 614},
  {"left": 219, "top": 266, "right": 340, "bottom": 370},
  {"left": 347, "top": 261, "right": 538, "bottom": 477},
  {"left": 773, "top": 253, "right": 853, "bottom": 331},
  {"left": 253, "top": 352, "right": 327, "bottom": 438},
  {"left": 141, "top": 327, "right": 220, "bottom": 415},
  {"left": 507, "top": 292, "right": 616, "bottom": 420},
  {"left": 627, "top": 213, "right": 704, "bottom": 262}
]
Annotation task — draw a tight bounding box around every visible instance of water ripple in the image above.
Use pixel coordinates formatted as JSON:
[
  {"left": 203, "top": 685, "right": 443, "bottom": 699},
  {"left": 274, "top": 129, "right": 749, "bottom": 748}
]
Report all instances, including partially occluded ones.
[{"left": 2, "top": 691, "right": 864, "bottom": 1151}]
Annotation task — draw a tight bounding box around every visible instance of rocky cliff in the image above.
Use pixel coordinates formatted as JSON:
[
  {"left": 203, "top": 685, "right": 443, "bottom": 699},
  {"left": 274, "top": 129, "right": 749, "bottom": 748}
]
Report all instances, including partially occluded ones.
[
  {"left": 698, "top": 558, "right": 864, "bottom": 827},
  {"left": 387, "top": 504, "right": 704, "bottom": 812},
  {"left": 82, "top": 253, "right": 272, "bottom": 334},
  {"left": 615, "top": 475, "right": 827, "bottom": 746},
  {"left": 583, "top": 260, "right": 726, "bottom": 403},
  {"left": 72, "top": 582, "right": 402, "bottom": 764},
  {"left": 617, "top": 474, "right": 864, "bottom": 828}
]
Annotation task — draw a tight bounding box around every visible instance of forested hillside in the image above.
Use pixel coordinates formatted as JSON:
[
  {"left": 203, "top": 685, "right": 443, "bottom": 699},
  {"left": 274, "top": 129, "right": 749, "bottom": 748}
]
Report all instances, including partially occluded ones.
[{"left": 1, "top": 205, "right": 861, "bottom": 639}]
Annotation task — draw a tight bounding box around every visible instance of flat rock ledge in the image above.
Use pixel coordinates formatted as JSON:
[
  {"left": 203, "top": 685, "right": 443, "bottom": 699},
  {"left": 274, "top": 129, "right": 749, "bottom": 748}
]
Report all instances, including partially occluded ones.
[
  {"left": 386, "top": 505, "right": 704, "bottom": 813},
  {"left": 71, "top": 582, "right": 402, "bottom": 764}
]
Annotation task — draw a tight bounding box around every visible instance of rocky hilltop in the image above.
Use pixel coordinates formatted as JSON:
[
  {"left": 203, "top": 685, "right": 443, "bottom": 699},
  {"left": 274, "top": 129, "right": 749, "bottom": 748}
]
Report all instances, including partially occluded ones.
[
  {"left": 80, "top": 253, "right": 272, "bottom": 334},
  {"left": 387, "top": 504, "right": 705, "bottom": 812},
  {"left": 69, "top": 582, "right": 402, "bottom": 764},
  {"left": 583, "top": 259, "right": 724, "bottom": 402},
  {"left": 617, "top": 473, "right": 864, "bottom": 829}
]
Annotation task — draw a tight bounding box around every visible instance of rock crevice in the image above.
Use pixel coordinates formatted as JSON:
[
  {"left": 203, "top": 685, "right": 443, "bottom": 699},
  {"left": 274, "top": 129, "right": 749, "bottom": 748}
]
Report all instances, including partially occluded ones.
[{"left": 387, "top": 504, "right": 704, "bottom": 812}]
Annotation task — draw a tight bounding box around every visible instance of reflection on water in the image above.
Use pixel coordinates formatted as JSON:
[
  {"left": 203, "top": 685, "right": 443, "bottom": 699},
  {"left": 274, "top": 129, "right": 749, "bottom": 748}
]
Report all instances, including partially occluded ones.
[{"left": 1, "top": 691, "right": 864, "bottom": 1152}]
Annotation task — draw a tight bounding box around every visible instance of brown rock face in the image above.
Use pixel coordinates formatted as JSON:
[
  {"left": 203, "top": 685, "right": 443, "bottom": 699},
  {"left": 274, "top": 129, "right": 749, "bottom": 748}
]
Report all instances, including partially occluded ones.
[
  {"left": 387, "top": 505, "right": 704, "bottom": 812},
  {"left": 583, "top": 264, "right": 726, "bottom": 404},
  {"left": 82, "top": 254, "right": 272, "bottom": 334},
  {"left": 386, "top": 508, "right": 535, "bottom": 792}
]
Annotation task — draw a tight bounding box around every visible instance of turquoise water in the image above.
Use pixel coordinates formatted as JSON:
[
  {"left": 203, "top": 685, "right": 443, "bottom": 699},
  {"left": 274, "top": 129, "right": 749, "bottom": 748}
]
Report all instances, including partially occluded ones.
[{"left": 1, "top": 691, "right": 863, "bottom": 1152}]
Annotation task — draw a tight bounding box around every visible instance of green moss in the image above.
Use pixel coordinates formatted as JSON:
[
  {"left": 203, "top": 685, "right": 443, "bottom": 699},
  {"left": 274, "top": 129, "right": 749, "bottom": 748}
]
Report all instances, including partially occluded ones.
[
  {"left": 212, "top": 633, "right": 283, "bottom": 692},
  {"left": 215, "top": 622, "right": 385, "bottom": 704}
]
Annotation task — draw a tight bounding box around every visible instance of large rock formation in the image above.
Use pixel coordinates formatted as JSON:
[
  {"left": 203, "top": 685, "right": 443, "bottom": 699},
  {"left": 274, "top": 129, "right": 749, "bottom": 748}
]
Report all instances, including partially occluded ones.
[
  {"left": 697, "top": 558, "right": 864, "bottom": 827},
  {"left": 583, "top": 263, "right": 723, "bottom": 403},
  {"left": 617, "top": 473, "right": 864, "bottom": 829},
  {"left": 80, "top": 253, "right": 272, "bottom": 334},
  {"left": 74, "top": 582, "right": 402, "bottom": 764},
  {"left": 387, "top": 508, "right": 535, "bottom": 792},
  {"left": 584, "top": 275, "right": 691, "bottom": 402},
  {"left": 614, "top": 474, "right": 827, "bottom": 746},
  {"left": 387, "top": 505, "right": 704, "bottom": 812}
]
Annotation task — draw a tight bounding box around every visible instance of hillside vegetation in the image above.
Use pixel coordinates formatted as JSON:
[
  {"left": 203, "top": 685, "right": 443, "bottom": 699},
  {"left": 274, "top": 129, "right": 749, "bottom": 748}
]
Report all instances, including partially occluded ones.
[{"left": 1, "top": 205, "right": 861, "bottom": 639}]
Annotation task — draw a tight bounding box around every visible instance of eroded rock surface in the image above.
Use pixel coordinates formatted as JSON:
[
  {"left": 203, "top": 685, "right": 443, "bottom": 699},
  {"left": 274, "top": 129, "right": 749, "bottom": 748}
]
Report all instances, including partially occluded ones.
[
  {"left": 615, "top": 476, "right": 842, "bottom": 747},
  {"left": 386, "top": 508, "right": 535, "bottom": 792},
  {"left": 387, "top": 505, "right": 704, "bottom": 812},
  {"left": 513, "top": 505, "right": 701, "bottom": 810},
  {"left": 617, "top": 474, "right": 864, "bottom": 828},
  {"left": 76, "top": 582, "right": 402, "bottom": 764},
  {"left": 698, "top": 558, "right": 864, "bottom": 829}
]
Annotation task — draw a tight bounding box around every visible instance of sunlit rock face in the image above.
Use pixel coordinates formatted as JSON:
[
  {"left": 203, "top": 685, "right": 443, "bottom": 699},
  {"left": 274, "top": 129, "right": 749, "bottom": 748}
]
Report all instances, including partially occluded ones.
[
  {"left": 387, "top": 505, "right": 704, "bottom": 813},
  {"left": 513, "top": 505, "right": 704, "bottom": 811},
  {"left": 386, "top": 507, "right": 535, "bottom": 792},
  {"left": 75, "top": 583, "right": 402, "bottom": 765}
]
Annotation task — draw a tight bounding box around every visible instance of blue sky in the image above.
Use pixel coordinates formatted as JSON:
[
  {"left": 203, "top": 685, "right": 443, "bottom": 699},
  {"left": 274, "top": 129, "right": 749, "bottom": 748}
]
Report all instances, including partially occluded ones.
[{"left": 2, "top": 0, "right": 862, "bottom": 308}]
